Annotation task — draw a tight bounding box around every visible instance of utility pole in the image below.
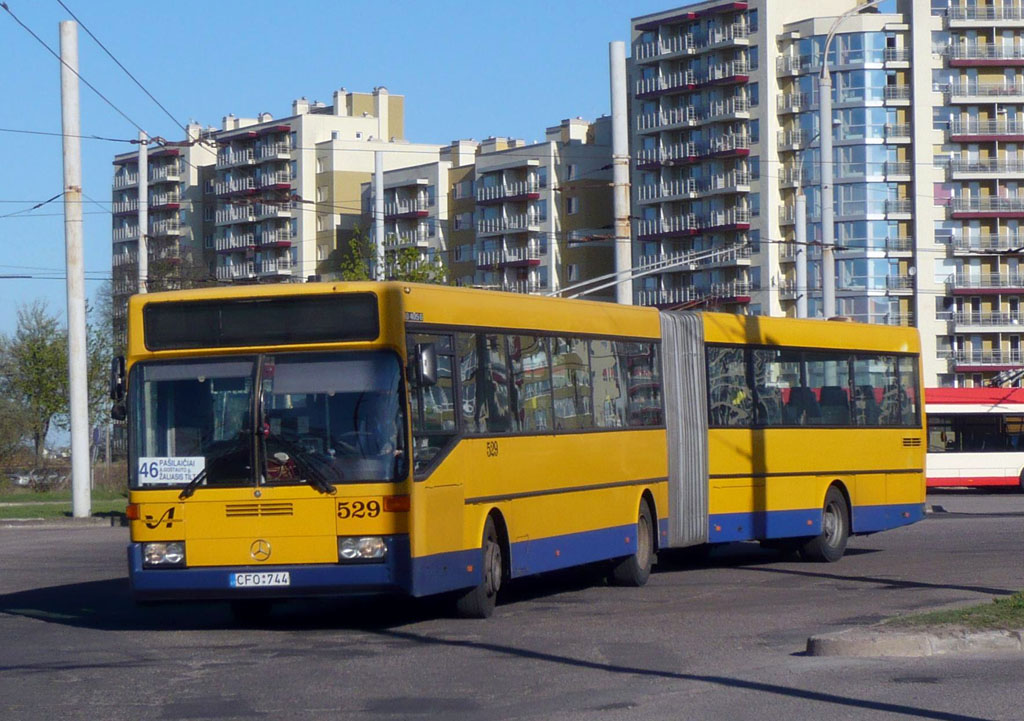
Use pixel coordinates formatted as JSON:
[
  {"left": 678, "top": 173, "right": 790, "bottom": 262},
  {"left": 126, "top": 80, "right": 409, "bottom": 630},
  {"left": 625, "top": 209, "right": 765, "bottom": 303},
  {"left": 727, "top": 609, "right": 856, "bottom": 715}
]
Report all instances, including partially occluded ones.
[
  {"left": 373, "top": 150, "right": 385, "bottom": 281},
  {"left": 609, "top": 41, "right": 632, "bottom": 305},
  {"left": 795, "top": 192, "right": 808, "bottom": 318},
  {"left": 137, "top": 130, "right": 148, "bottom": 293},
  {"left": 59, "top": 21, "right": 90, "bottom": 518}
]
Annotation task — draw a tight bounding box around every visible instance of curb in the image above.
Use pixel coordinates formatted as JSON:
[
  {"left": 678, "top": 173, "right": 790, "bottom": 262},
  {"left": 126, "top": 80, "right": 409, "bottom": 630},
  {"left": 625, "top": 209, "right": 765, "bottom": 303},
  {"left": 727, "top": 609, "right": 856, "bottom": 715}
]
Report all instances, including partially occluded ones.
[
  {"left": 807, "top": 627, "right": 1024, "bottom": 657},
  {"left": 0, "top": 516, "right": 126, "bottom": 529}
]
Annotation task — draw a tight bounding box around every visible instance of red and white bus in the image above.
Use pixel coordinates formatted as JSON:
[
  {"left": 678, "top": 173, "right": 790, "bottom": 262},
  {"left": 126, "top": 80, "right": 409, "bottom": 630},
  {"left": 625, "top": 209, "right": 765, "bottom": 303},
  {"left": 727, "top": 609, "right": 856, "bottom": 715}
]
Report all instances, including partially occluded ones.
[{"left": 926, "top": 387, "right": 1024, "bottom": 490}]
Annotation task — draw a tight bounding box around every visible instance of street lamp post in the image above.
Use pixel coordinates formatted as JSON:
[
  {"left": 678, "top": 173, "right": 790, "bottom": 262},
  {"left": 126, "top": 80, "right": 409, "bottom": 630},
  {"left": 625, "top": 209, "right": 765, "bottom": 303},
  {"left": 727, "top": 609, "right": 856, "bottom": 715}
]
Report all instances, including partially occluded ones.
[{"left": 819, "top": 0, "right": 884, "bottom": 318}]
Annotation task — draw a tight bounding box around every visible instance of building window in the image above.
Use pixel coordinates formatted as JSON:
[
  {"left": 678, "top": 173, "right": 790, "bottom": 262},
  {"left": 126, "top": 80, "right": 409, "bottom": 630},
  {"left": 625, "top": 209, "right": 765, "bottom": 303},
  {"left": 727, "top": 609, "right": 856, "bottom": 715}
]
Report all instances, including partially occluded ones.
[
  {"left": 316, "top": 186, "right": 326, "bottom": 202},
  {"left": 567, "top": 197, "right": 580, "bottom": 215},
  {"left": 567, "top": 263, "right": 580, "bottom": 282},
  {"left": 567, "top": 164, "right": 578, "bottom": 181},
  {"left": 538, "top": 167, "right": 548, "bottom": 188},
  {"left": 290, "top": 161, "right": 298, "bottom": 179},
  {"left": 316, "top": 157, "right": 325, "bottom": 173}
]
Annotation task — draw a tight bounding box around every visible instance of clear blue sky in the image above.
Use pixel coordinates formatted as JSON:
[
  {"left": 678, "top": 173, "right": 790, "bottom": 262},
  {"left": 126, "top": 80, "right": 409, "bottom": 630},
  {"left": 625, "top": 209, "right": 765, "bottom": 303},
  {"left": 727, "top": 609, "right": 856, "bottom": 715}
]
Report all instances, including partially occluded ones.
[{"left": 0, "top": 0, "right": 672, "bottom": 336}]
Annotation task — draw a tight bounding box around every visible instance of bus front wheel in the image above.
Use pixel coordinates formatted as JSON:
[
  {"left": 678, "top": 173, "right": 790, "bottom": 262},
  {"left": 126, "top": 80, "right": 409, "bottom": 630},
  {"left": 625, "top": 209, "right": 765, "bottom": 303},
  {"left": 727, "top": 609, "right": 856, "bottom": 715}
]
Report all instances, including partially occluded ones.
[
  {"left": 800, "top": 487, "right": 849, "bottom": 563},
  {"left": 609, "top": 499, "right": 655, "bottom": 586},
  {"left": 455, "top": 517, "right": 503, "bottom": 619}
]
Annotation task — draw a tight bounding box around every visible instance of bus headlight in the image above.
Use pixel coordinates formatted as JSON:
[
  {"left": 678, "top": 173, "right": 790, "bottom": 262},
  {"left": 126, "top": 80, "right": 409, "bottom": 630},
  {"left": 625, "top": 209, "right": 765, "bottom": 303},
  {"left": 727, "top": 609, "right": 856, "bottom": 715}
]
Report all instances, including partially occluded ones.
[
  {"left": 338, "top": 536, "right": 387, "bottom": 562},
  {"left": 143, "top": 541, "right": 186, "bottom": 568}
]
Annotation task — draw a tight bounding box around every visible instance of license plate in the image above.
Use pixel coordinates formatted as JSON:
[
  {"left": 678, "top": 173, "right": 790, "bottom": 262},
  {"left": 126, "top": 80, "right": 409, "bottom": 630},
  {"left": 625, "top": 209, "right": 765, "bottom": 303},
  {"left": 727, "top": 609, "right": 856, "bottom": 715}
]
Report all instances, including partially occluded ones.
[{"left": 230, "top": 571, "right": 290, "bottom": 588}]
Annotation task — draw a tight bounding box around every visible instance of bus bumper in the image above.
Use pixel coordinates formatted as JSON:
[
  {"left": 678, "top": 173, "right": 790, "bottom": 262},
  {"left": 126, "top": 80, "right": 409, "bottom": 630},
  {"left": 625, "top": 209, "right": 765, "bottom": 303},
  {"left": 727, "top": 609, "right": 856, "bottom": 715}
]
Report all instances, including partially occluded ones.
[{"left": 127, "top": 536, "right": 412, "bottom": 601}]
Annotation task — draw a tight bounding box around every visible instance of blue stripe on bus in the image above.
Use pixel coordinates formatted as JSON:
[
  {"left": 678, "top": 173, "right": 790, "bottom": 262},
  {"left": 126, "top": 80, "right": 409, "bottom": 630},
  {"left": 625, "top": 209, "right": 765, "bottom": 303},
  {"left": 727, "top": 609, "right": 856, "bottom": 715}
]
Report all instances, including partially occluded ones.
[
  {"left": 709, "top": 502, "right": 927, "bottom": 543},
  {"left": 127, "top": 536, "right": 413, "bottom": 601},
  {"left": 509, "top": 523, "right": 638, "bottom": 578},
  {"left": 851, "top": 503, "right": 926, "bottom": 533}
]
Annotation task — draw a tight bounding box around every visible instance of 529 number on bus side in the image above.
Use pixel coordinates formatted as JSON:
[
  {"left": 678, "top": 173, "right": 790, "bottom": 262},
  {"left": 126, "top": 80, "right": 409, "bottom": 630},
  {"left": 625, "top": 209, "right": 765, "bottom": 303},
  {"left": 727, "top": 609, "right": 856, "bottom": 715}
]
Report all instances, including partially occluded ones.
[{"left": 337, "top": 500, "right": 381, "bottom": 519}]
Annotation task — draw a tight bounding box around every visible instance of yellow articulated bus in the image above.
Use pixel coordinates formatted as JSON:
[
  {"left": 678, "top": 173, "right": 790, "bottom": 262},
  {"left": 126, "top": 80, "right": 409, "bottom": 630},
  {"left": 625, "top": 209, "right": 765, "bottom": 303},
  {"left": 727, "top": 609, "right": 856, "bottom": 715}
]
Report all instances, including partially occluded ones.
[{"left": 111, "top": 281, "right": 925, "bottom": 618}]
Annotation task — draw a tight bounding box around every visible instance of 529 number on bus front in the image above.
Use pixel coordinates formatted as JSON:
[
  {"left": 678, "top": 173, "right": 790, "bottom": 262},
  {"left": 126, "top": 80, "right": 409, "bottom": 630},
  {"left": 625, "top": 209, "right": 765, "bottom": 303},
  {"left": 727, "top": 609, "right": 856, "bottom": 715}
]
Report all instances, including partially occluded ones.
[{"left": 337, "top": 500, "right": 381, "bottom": 519}]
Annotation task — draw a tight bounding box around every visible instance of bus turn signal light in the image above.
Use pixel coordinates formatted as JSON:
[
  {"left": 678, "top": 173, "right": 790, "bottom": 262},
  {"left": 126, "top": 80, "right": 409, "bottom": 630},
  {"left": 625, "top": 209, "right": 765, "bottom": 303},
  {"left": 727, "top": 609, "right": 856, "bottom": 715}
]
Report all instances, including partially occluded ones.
[
  {"left": 383, "top": 495, "right": 410, "bottom": 513},
  {"left": 126, "top": 504, "right": 140, "bottom": 521}
]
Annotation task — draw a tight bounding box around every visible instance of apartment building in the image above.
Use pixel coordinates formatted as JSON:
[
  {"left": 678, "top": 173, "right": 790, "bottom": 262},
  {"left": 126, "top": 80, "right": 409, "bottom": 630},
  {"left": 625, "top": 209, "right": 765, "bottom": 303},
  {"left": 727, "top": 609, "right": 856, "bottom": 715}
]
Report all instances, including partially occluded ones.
[
  {"left": 110, "top": 88, "right": 442, "bottom": 345},
  {"left": 111, "top": 123, "right": 216, "bottom": 346},
  {"left": 364, "top": 117, "right": 616, "bottom": 299},
  {"left": 629, "top": 0, "right": 1024, "bottom": 388}
]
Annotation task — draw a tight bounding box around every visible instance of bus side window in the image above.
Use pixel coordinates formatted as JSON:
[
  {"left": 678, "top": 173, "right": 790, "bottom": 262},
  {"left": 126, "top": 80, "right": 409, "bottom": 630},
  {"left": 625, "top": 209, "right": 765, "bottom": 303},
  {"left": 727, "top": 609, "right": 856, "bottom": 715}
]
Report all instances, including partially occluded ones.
[{"left": 407, "top": 333, "right": 456, "bottom": 477}]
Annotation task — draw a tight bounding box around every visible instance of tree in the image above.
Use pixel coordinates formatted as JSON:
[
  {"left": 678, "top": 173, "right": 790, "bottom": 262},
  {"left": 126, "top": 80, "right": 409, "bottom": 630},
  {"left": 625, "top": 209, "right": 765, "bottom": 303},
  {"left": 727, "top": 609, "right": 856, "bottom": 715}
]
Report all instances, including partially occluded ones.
[
  {"left": 0, "top": 395, "right": 31, "bottom": 468},
  {"left": 323, "top": 226, "right": 449, "bottom": 284},
  {"left": 86, "top": 289, "right": 114, "bottom": 434},
  {"left": 0, "top": 301, "right": 66, "bottom": 466}
]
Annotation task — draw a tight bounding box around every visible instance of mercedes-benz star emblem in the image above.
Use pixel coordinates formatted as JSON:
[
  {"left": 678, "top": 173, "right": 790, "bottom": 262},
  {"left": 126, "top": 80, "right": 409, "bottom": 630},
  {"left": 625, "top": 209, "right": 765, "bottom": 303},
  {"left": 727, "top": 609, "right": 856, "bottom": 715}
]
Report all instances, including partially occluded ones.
[{"left": 250, "top": 539, "right": 271, "bottom": 562}]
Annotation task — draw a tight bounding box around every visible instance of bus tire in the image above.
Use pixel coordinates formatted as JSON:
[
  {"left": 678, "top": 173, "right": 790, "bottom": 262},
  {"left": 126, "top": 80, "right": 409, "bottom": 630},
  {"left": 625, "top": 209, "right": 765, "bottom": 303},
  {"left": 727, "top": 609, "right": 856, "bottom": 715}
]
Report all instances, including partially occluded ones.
[
  {"left": 800, "top": 486, "right": 849, "bottom": 563},
  {"left": 609, "top": 499, "right": 655, "bottom": 587},
  {"left": 455, "top": 517, "right": 503, "bottom": 619}
]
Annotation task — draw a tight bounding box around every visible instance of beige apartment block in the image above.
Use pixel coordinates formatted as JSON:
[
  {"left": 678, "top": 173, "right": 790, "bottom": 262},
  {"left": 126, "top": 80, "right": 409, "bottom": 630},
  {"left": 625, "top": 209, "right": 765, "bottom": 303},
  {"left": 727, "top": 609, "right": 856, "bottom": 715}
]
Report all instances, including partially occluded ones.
[{"left": 364, "top": 118, "right": 615, "bottom": 298}]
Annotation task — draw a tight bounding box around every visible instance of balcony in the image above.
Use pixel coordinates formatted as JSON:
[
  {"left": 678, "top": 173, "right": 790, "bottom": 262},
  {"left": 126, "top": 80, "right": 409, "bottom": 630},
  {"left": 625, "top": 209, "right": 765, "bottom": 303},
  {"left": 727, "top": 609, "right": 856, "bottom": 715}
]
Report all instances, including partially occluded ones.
[
  {"left": 384, "top": 198, "right": 430, "bottom": 218},
  {"left": 215, "top": 233, "right": 255, "bottom": 252},
  {"left": 707, "top": 133, "right": 750, "bottom": 157},
  {"left": 700, "top": 22, "right": 750, "bottom": 52},
  {"left": 638, "top": 280, "right": 752, "bottom": 309},
  {"left": 113, "top": 225, "right": 139, "bottom": 242},
  {"left": 216, "top": 262, "right": 255, "bottom": 281},
  {"left": 216, "top": 177, "right": 256, "bottom": 196},
  {"left": 946, "top": 81, "right": 1024, "bottom": 103},
  {"left": 256, "top": 142, "right": 291, "bottom": 161},
  {"left": 258, "top": 256, "right": 292, "bottom": 277},
  {"left": 149, "top": 165, "right": 181, "bottom": 183},
  {"left": 639, "top": 244, "right": 751, "bottom": 272},
  {"left": 948, "top": 119, "right": 1024, "bottom": 141},
  {"left": 476, "top": 180, "right": 541, "bottom": 204},
  {"left": 633, "top": 33, "right": 695, "bottom": 64},
  {"left": 777, "top": 129, "right": 808, "bottom": 152},
  {"left": 503, "top": 279, "right": 542, "bottom": 295},
  {"left": 951, "top": 234, "right": 1024, "bottom": 253},
  {"left": 112, "top": 172, "right": 138, "bottom": 189},
  {"left": 949, "top": 197, "right": 1024, "bottom": 218},
  {"left": 883, "top": 85, "right": 911, "bottom": 104},
  {"left": 112, "top": 199, "right": 139, "bottom": 216},
  {"left": 700, "top": 208, "right": 750, "bottom": 231},
  {"left": 884, "top": 198, "right": 913, "bottom": 217},
  {"left": 949, "top": 159, "right": 1024, "bottom": 179},
  {"left": 149, "top": 192, "right": 181, "bottom": 210},
  {"left": 636, "top": 214, "right": 698, "bottom": 239},
  {"left": 216, "top": 148, "right": 255, "bottom": 169},
  {"left": 701, "top": 170, "right": 751, "bottom": 195},
  {"left": 636, "top": 69, "right": 697, "bottom": 98},
  {"left": 943, "top": 350, "right": 1023, "bottom": 370},
  {"left": 254, "top": 202, "right": 292, "bottom": 220},
  {"left": 948, "top": 43, "right": 1024, "bottom": 66},
  {"left": 948, "top": 273, "right": 1024, "bottom": 292},
  {"left": 885, "top": 276, "right": 915, "bottom": 293},
  {"left": 385, "top": 229, "right": 430, "bottom": 249},
  {"left": 703, "top": 58, "right": 749, "bottom": 86},
  {"left": 636, "top": 141, "right": 697, "bottom": 168},
  {"left": 885, "top": 123, "right": 912, "bottom": 142},
  {"left": 111, "top": 249, "right": 137, "bottom": 268},
  {"left": 257, "top": 170, "right": 292, "bottom": 189},
  {"left": 149, "top": 219, "right": 182, "bottom": 237},
  {"left": 947, "top": 311, "right": 1024, "bottom": 330},
  {"left": 777, "top": 92, "right": 810, "bottom": 114},
  {"left": 216, "top": 205, "right": 255, "bottom": 225},
  {"left": 258, "top": 228, "right": 294, "bottom": 247},
  {"left": 477, "top": 213, "right": 542, "bottom": 236},
  {"left": 637, "top": 179, "right": 698, "bottom": 203},
  {"left": 946, "top": 5, "right": 1024, "bottom": 27}
]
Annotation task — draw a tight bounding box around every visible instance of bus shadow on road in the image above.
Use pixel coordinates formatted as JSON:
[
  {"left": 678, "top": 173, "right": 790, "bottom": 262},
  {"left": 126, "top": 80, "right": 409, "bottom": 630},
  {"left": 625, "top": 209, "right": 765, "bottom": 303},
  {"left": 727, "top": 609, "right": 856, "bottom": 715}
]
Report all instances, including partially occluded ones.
[{"left": 0, "top": 577, "right": 462, "bottom": 632}]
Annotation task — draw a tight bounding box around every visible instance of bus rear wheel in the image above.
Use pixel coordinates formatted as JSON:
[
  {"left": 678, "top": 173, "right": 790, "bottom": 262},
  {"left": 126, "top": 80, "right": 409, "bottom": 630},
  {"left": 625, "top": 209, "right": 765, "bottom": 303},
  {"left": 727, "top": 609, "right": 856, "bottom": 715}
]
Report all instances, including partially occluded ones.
[
  {"left": 609, "top": 500, "right": 655, "bottom": 586},
  {"left": 800, "top": 487, "right": 849, "bottom": 563},
  {"left": 455, "top": 517, "right": 503, "bottom": 619}
]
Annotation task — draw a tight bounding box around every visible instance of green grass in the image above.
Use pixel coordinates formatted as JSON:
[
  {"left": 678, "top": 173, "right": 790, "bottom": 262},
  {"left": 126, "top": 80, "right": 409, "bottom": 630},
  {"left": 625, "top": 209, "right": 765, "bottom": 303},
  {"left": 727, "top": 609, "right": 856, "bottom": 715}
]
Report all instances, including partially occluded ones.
[
  {"left": 0, "top": 498, "right": 126, "bottom": 520},
  {"left": 0, "top": 487, "right": 126, "bottom": 503},
  {"left": 886, "top": 592, "right": 1024, "bottom": 631}
]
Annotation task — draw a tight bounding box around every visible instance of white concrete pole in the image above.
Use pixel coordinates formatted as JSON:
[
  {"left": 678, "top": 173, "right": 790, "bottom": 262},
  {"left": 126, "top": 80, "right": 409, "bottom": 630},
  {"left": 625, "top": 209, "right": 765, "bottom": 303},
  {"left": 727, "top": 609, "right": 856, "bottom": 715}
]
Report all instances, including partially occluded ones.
[
  {"left": 374, "top": 150, "right": 385, "bottom": 280},
  {"left": 795, "top": 192, "right": 808, "bottom": 318},
  {"left": 819, "top": 73, "right": 835, "bottom": 319},
  {"left": 137, "top": 130, "right": 148, "bottom": 293},
  {"left": 609, "top": 41, "right": 632, "bottom": 305},
  {"left": 59, "top": 21, "right": 90, "bottom": 518}
]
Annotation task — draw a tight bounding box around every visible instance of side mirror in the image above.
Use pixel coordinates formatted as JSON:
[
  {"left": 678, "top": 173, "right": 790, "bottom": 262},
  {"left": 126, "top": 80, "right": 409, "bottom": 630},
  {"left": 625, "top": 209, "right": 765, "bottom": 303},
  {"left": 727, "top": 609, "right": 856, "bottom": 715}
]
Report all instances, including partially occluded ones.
[
  {"left": 110, "top": 402, "right": 127, "bottom": 422},
  {"left": 415, "top": 343, "right": 437, "bottom": 387},
  {"left": 109, "top": 356, "right": 126, "bottom": 401}
]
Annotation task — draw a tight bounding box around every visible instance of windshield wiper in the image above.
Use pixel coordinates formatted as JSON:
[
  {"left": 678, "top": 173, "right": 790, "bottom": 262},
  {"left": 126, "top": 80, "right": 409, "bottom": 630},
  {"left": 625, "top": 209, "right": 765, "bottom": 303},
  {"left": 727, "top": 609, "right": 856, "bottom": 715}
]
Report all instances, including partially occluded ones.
[
  {"left": 178, "top": 468, "right": 206, "bottom": 500},
  {"left": 267, "top": 438, "right": 339, "bottom": 496}
]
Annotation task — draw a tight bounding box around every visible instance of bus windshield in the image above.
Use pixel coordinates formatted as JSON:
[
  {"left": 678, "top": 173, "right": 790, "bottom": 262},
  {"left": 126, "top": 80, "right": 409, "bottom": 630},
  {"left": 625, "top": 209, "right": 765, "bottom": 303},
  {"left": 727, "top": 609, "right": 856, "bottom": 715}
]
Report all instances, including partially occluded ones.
[{"left": 128, "top": 351, "right": 406, "bottom": 489}]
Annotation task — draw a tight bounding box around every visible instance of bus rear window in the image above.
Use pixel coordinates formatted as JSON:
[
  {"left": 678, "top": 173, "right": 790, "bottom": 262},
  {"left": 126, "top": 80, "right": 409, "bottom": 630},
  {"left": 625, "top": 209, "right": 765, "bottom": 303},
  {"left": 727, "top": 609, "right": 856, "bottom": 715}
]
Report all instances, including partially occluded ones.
[{"left": 143, "top": 294, "right": 379, "bottom": 350}]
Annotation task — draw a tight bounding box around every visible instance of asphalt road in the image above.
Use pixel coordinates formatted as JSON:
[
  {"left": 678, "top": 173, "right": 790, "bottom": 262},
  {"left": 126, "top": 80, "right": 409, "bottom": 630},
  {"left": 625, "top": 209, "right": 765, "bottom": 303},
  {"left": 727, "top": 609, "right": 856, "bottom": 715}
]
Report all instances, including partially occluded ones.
[{"left": 1, "top": 491, "right": 1023, "bottom": 721}]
